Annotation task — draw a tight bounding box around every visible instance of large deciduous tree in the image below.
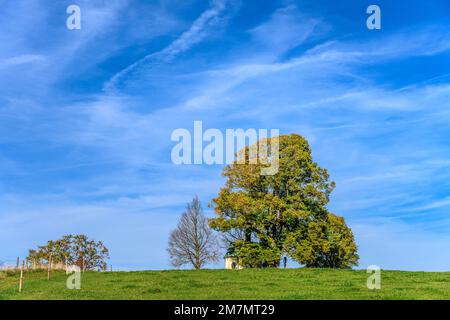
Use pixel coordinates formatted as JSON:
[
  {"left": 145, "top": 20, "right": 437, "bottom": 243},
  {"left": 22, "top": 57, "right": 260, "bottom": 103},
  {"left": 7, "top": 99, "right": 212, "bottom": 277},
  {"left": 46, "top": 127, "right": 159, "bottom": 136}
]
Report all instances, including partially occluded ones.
[
  {"left": 167, "top": 196, "right": 219, "bottom": 269},
  {"left": 209, "top": 134, "right": 358, "bottom": 268}
]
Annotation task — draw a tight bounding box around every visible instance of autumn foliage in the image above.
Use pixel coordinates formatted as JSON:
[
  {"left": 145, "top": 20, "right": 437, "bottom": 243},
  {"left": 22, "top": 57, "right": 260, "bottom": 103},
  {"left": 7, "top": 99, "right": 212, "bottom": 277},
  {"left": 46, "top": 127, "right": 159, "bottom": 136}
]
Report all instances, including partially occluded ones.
[{"left": 209, "top": 134, "right": 358, "bottom": 268}]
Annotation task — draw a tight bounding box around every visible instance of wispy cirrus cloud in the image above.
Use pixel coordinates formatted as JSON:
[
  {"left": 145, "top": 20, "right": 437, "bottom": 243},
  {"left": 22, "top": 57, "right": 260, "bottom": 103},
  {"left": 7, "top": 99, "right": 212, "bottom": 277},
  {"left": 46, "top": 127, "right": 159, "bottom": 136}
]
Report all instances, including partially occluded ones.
[
  {"left": 248, "top": 4, "right": 328, "bottom": 56},
  {"left": 149, "top": 23, "right": 445, "bottom": 113},
  {"left": 0, "top": 54, "right": 45, "bottom": 68},
  {"left": 105, "top": 0, "right": 238, "bottom": 91}
]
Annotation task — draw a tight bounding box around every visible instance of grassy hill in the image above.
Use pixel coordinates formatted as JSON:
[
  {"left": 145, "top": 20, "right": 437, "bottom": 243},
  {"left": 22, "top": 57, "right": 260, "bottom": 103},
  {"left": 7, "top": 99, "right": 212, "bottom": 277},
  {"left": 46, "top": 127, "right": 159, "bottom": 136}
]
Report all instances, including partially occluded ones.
[{"left": 1, "top": 268, "right": 450, "bottom": 300}]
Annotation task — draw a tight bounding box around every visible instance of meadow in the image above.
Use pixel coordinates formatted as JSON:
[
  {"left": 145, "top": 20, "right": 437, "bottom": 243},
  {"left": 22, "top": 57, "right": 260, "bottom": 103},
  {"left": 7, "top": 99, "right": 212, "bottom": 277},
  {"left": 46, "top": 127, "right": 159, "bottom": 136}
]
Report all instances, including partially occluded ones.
[{"left": 1, "top": 268, "right": 450, "bottom": 300}]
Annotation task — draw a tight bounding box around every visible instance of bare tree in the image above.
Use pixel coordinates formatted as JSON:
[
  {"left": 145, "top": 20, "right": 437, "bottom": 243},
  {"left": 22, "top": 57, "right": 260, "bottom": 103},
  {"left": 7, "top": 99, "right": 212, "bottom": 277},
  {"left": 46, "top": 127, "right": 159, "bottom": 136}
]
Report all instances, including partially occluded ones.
[{"left": 167, "top": 196, "right": 219, "bottom": 269}]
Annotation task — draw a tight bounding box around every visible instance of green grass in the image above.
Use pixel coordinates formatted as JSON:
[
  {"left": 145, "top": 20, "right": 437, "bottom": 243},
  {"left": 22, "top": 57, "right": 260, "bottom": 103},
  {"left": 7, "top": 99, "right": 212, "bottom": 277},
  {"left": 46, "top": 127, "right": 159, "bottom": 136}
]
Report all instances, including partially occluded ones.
[{"left": 1, "top": 268, "right": 450, "bottom": 300}]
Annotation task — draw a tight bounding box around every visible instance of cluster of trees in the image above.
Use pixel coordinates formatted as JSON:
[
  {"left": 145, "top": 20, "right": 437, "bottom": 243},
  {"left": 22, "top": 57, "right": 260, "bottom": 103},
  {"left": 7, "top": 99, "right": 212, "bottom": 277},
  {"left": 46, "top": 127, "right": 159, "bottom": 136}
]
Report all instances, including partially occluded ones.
[
  {"left": 168, "top": 134, "right": 359, "bottom": 269},
  {"left": 26, "top": 234, "right": 109, "bottom": 271},
  {"left": 25, "top": 134, "right": 356, "bottom": 271}
]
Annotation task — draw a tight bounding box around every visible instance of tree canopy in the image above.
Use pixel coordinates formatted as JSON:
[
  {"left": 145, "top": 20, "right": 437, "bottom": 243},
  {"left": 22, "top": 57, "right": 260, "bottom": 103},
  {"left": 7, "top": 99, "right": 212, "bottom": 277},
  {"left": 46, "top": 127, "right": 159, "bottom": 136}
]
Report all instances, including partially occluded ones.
[
  {"left": 209, "top": 134, "right": 358, "bottom": 268},
  {"left": 26, "top": 234, "right": 109, "bottom": 271}
]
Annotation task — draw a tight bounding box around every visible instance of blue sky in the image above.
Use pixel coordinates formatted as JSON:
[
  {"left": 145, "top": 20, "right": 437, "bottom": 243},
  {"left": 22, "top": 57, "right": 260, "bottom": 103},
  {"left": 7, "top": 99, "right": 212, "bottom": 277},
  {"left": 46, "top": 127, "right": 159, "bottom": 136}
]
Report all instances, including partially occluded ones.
[{"left": 1, "top": 0, "right": 450, "bottom": 271}]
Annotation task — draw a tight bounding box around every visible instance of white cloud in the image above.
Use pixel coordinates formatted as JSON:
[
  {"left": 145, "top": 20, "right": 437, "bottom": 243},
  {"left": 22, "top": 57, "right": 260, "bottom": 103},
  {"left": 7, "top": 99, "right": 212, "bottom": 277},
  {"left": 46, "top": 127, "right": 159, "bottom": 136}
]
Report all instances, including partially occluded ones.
[
  {"left": 249, "top": 4, "right": 326, "bottom": 55},
  {"left": 0, "top": 54, "right": 45, "bottom": 68},
  {"left": 105, "top": 0, "right": 235, "bottom": 91}
]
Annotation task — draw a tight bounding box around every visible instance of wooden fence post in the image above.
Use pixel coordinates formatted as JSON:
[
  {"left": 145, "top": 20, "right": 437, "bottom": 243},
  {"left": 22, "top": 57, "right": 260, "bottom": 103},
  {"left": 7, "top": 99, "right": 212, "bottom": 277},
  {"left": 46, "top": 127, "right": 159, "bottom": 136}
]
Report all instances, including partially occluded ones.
[
  {"left": 47, "top": 254, "right": 52, "bottom": 281},
  {"left": 18, "top": 260, "right": 25, "bottom": 292},
  {"left": 16, "top": 257, "right": 19, "bottom": 270}
]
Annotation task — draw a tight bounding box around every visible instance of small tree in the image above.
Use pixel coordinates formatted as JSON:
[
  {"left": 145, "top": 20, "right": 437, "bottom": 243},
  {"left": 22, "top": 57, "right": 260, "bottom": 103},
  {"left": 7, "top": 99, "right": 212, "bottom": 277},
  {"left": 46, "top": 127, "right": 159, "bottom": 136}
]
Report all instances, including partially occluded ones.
[
  {"left": 168, "top": 196, "right": 219, "bottom": 269},
  {"left": 26, "top": 234, "right": 109, "bottom": 271}
]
